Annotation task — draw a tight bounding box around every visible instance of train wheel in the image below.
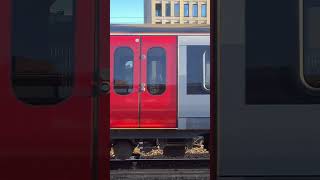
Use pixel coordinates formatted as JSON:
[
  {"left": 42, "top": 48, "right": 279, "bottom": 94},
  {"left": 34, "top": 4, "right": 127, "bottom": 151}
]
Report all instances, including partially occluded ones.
[
  {"left": 113, "top": 140, "right": 134, "bottom": 160},
  {"left": 203, "top": 134, "right": 210, "bottom": 151},
  {"left": 163, "top": 144, "right": 186, "bottom": 157}
]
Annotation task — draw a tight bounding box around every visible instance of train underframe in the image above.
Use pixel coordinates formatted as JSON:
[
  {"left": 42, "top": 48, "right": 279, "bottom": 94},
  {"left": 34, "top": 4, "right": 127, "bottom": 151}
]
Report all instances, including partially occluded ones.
[{"left": 111, "top": 129, "right": 210, "bottom": 159}]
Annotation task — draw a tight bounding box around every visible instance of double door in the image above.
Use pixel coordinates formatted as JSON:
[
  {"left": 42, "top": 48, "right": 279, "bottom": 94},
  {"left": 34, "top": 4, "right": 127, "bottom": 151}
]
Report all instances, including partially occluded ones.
[
  {"left": 110, "top": 36, "right": 177, "bottom": 128},
  {"left": 0, "top": 0, "right": 109, "bottom": 179}
]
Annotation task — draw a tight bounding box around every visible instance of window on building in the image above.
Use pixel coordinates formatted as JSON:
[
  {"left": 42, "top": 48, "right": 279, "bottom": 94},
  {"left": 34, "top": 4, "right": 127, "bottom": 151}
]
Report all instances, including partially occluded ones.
[
  {"left": 201, "top": 4, "right": 207, "bottom": 17},
  {"left": 166, "top": 3, "right": 171, "bottom": 16},
  {"left": 174, "top": 3, "right": 180, "bottom": 17},
  {"left": 12, "top": 0, "right": 75, "bottom": 105},
  {"left": 156, "top": 3, "right": 162, "bottom": 16},
  {"left": 193, "top": 4, "right": 198, "bottom": 17},
  {"left": 147, "top": 48, "right": 166, "bottom": 95},
  {"left": 114, "top": 47, "right": 134, "bottom": 95},
  {"left": 184, "top": 4, "right": 189, "bottom": 17},
  {"left": 187, "top": 45, "right": 210, "bottom": 94}
]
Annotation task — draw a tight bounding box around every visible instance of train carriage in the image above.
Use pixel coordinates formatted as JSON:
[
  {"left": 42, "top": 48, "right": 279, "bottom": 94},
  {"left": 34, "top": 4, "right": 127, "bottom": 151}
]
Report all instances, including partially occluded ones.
[{"left": 110, "top": 24, "right": 211, "bottom": 159}]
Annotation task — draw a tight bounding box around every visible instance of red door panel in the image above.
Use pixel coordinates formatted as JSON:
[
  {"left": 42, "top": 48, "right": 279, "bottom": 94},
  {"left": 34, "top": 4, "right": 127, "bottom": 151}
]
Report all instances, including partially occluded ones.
[
  {"left": 110, "top": 36, "right": 140, "bottom": 128},
  {"left": 140, "top": 36, "right": 177, "bottom": 128},
  {"left": 0, "top": 0, "right": 96, "bottom": 179}
]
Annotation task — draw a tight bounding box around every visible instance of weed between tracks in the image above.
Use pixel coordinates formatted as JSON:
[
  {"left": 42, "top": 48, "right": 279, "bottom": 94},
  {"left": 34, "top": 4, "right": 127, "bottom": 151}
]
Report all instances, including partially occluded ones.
[{"left": 110, "top": 146, "right": 210, "bottom": 159}]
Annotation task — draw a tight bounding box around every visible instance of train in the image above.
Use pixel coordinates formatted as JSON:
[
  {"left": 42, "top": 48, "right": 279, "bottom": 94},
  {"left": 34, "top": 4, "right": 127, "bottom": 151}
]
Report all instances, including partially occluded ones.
[
  {"left": 110, "top": 24, "right": 211, "bottom": 159},
  {"left": 4, "top": 0, "right": 320, "bottom": 180},
  {"left": 0, "top": 0, "right": 213, "bottom": 179}
]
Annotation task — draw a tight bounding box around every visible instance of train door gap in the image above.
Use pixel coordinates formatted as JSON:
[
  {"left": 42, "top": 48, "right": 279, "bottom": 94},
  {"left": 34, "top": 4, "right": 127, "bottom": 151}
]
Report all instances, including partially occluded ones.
[
  {"left": 138, "top": 36, "right": 142, "bottom": 128},
  {"left": 92, "top": 0, "right": 101, "bottom": 179}
]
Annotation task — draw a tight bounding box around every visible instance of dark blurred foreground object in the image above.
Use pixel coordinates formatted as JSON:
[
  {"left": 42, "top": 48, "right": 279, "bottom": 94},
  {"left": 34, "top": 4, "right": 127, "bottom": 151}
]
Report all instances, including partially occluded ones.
[{"left": 216, "top": 0, "right": 320, "bottom": 179}]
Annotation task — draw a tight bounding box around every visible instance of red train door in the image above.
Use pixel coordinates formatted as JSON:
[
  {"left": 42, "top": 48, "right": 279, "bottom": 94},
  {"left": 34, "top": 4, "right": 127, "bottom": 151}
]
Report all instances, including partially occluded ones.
[
  {"left": 110, "top": 36, "right": 140, "bottom": 128},
  {"left": 140, "top": 36, "right": 177, "bottom": 128},
  {"left": 110, "top": 36, "right": 177, "bottom": 128},
  {"left": 0, "top": 0, "right": 108, "bottom": 179}
]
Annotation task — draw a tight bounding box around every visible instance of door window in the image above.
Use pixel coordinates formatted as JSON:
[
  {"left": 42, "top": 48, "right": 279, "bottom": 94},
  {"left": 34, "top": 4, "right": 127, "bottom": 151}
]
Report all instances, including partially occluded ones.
[
  {"left": 245, "top": 0, "right": 320, "bottom": 104},
  {"left": 12, "top": 0, "right": 75, "bottom": 105},
  {"left": 147, "top": 47, "right": 166, "bottom": 95},
  {"left": 113, "top": 47, "right": 134, "bottom": 95},
  {"left": 303, "top": 0, "right": 320, "bottom": 88}
]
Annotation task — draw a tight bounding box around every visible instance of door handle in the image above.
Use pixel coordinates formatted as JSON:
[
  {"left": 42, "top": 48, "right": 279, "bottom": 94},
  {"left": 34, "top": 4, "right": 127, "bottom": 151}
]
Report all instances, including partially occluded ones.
[
  {"left": 100, "top": 81, "right": 110, "bottom": 94},
  {"left": 140, "top": 83, "right": 146, "bottom": 92},
  {"left": 99, "top": 68, "right": 110, "bottom": 94}
]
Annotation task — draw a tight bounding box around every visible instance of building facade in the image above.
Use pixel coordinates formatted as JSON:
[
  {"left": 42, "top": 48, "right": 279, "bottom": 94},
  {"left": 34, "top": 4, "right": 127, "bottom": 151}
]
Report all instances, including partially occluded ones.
[{"left": 144, "top": 0, "right": 210, "bottom": 24}]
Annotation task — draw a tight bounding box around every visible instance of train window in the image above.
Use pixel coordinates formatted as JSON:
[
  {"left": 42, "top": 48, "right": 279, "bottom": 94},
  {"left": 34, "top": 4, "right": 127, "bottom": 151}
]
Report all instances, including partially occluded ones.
[
  {"left": 11, "top": 0, "right": 74, "bottom": 105},
  {"left": 302, "top": 0, "right": 320, "bottom": 88},
  {"left": 147, "top": 47, "right": 166, "bottom": 95},
  {"left": 187, "top": 45, "right": 210, "bottom": 94},
  {"left": 204, "top": 51, "right": 210, "bottom": 90},
  {"left": 114, "top": 47, "right": 134, "bottom": 95}
]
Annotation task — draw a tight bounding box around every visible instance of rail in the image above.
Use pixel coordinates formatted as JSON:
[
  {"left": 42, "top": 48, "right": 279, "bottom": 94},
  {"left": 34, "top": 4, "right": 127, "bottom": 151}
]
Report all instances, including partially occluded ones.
[{"left": 110, "top": 158, "right": 210, "bottom": 170}]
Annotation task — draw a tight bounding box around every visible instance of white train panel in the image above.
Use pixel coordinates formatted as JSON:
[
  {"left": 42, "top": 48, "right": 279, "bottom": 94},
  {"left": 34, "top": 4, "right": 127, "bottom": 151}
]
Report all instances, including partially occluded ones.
[{"left": 178, "top": 36, "right": 210, "bottom": 130}]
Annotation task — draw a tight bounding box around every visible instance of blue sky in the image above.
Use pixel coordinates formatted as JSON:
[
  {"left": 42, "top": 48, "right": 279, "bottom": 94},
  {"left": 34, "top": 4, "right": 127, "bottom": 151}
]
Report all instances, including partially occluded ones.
[{"left": 111, "top": 0, "right": 144, "bottom": 24}]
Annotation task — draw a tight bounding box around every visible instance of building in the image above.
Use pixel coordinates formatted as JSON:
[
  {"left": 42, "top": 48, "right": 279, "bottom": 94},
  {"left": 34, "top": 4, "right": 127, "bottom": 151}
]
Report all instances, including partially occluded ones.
[{"left": 144, "top": 0, "right": 210, "bottom": 24}]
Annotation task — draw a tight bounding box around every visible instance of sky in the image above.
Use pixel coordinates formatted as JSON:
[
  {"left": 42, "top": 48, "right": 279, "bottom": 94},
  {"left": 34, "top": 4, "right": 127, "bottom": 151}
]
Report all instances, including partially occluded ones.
[{"left": 110, "top": 0, "right": 144, "bottom": 24}]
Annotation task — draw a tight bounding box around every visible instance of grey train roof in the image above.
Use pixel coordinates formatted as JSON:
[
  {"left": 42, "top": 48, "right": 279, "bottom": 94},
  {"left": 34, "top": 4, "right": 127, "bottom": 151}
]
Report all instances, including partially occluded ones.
[{"left": 110, "top": 24, "right": 210, "bottom": 34}]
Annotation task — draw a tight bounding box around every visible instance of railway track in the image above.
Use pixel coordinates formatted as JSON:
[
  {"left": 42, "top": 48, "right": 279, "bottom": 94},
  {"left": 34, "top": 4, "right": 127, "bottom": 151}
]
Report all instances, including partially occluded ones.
[
  {"left": 110, "top": 158, "right": 210, "bottom": 170},
  {"left": 111, "top": 169, "right": 210, "bottom": 180}
]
